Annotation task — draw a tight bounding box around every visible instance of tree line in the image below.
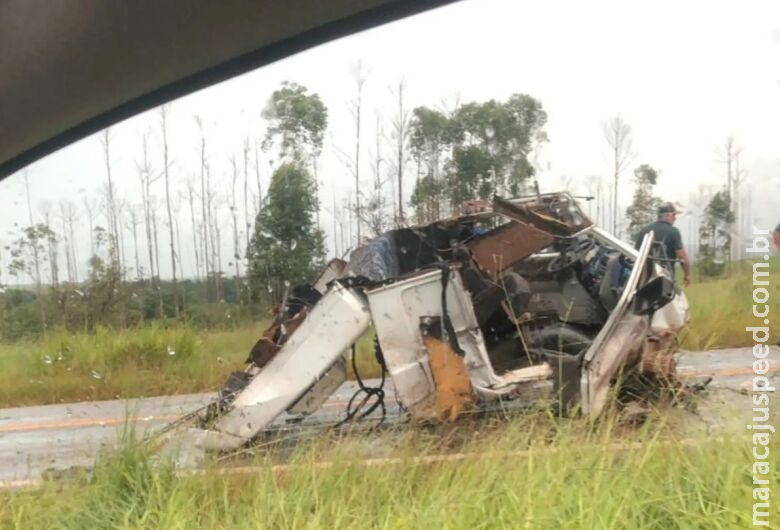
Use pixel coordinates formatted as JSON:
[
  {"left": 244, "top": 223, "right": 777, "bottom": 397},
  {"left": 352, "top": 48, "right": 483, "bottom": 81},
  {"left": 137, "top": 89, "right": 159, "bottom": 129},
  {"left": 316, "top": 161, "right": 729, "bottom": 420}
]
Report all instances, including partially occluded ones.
[{"left": 0, "top": 70, "right": 751, "bottom": 339}]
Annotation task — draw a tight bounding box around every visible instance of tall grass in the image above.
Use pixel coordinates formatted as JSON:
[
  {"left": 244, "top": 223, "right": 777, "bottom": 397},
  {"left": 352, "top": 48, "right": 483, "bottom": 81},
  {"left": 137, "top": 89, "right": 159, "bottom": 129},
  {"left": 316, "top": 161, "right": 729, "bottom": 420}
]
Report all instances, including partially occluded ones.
[
  {"left": 1, "top": 412, "right": 772, "bottom": 529},
  {"left": 680, "top": 262, "right": 780, "bottom": 350}
]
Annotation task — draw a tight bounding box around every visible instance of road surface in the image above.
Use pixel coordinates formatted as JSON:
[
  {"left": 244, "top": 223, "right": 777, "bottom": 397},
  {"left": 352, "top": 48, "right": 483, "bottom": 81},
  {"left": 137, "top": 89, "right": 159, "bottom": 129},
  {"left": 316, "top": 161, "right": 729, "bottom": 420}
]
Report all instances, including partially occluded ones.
[{"left": 1, "top": 347, "right": 777, "bottom": 489}]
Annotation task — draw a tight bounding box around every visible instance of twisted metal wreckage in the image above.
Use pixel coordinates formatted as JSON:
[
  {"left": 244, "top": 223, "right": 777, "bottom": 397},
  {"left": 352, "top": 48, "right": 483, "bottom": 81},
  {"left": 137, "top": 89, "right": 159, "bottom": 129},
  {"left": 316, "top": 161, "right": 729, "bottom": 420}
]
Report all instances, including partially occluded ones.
[{"left": 161, "top": 192, "right": 690, "bottom": 455}]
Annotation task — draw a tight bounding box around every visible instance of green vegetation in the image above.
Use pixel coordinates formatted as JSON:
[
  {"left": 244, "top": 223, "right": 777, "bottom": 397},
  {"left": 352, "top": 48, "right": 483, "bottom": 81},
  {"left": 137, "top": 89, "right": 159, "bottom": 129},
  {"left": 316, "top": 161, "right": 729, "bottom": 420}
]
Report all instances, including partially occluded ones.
[
  {"left": 409, "top": 94, "right": 547, "bottom": 222},
  {"left": 1, "top": 412, "right": 773, "bottom": 529}
]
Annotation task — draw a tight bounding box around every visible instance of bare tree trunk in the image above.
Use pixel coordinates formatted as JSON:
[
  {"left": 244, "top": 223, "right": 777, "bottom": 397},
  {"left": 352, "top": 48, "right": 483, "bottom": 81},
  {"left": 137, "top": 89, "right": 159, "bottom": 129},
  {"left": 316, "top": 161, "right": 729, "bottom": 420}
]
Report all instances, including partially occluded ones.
[
  {"left": 174, "top": 212, "right": 185, "bottom": 311},
  {"left": 59, "top": 202, "right": 79, "bottom": 283},
  {"left": 243, "top": 138, "right": 251, "bottom": 256},
  {"left": 196, "top": 116, "right": 212, "bottom": 300},
  {"left": 23, "top": 172, "right": 46, "bottom": 333},
  {"left": 151, "top": 204, "right": 163, "bottom": 316},
  {"left": 332, "top": 190, "right": 339, "bottom": 258},
  {"left": 391, "top": 78, "right": 409, "bottom": 226},
  {"left": 83, "top": 198, "right": 96, "bottom": 258},
  {"left": 186, "top": 181, "right": 201, "bottom": 281},
  {"left": 207, "top": 165, "right": 219, "bottom": 300},
  {"left": 137, "top": 133, "right": 158, "bottom": 279},
  {"left": 213, "top": 203, "right": 223, "bottom": 301},
  {"left": 254, "top": 140, "right": 263, "bottom": 220},
  {"left": 41, "top": 206, "right": 59, "bottom": 288},
  {"left": 116, "top": 199, "right": 127, "bottom": 279},
  {"left": 59, "top": 205, "right": 73, "bottom": 283},
  {"left": 159, "top": 105, "right": 178, "bottom": 315},
  {"left": 230, "top": 157, "right": 241, "bottom": 302},
  {"left": 128, "top": 207, "right": 141, "bottom": 279},
  {"left": 350, "top": 61, "right": 368, "bottom": 243},
  {"left": 100, "top": 129, "right": 121, "bottom": 267}
]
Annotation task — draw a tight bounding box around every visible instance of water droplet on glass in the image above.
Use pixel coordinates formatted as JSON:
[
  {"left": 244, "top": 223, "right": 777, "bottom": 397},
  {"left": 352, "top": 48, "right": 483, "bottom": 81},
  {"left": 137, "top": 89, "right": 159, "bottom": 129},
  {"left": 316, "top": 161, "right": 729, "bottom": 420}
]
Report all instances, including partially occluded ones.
[
  {"left": 91, "top": 370, "right": 103, "bottom": 380},
  {"left": 166, "top": 346, "right": 176, "bottom": 356},
  {"left": 290, "top": 239, "right": 298, "bottom": 250},
  {"left": 42, "top": 355, "right": 53, "bottom": 365}
]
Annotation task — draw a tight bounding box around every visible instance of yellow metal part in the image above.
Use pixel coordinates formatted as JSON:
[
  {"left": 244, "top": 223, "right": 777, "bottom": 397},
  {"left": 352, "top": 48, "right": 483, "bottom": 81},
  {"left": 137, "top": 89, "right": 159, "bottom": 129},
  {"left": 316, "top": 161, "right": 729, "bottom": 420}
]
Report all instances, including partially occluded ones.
[{"left": 422, "top": 334, "right": 472, "bottom": 421}]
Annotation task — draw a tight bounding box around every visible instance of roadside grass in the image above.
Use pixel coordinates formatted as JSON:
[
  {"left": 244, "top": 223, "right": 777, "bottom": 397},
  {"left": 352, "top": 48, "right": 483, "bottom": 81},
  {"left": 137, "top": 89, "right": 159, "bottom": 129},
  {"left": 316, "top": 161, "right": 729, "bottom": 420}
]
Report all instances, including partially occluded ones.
[
  {"left": 680, "top": 261, "right": 780, "bottom": 350},
  {"left": 0, "top": 324, "right": 266, "bottom": 407},
  {"left": 0, "top": 260, "right": 776, "bottom": 407},
  {"left": 0, "top": 322, "right": 379, "bottom": 407},
  {"left": 0, "top": 411, "right": 771, "bottom": 529}
]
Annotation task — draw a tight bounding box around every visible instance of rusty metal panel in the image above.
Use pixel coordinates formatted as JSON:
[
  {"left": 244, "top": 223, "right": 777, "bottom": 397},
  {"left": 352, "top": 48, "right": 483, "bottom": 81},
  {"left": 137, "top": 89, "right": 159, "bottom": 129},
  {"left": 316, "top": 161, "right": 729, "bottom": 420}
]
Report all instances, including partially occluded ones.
[
  {"left": 468, "top": 221, "right": 554, "bottom": 279},
  {"left": 422, "top": 334, "right": 472, "bottom": 421},
  {"left": 493, "top": 195, "right": 592, "bottom": 236}
]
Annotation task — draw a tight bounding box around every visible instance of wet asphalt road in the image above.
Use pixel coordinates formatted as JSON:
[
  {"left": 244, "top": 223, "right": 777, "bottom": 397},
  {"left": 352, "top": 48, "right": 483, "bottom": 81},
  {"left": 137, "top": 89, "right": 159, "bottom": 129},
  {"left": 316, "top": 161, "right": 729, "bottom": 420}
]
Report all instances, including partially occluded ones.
[{"left": 0, "top": 346, "right": 777, "bottom": 488}]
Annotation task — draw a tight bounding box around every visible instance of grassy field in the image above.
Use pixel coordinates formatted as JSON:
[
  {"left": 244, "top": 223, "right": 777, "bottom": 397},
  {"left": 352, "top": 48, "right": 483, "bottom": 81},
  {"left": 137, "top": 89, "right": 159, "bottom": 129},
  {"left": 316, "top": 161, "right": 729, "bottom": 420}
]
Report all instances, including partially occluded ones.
[
  {"left": 0, "top": 322, "right": 379, "bottom": 407},
  {"left": 1, "top": 411, "right": 773, "bottom": 529},
  {"left": 0, "top": 261, "right": 776, "bottom": 407},
  {"left": 680, "top": 259, "right": 780, "bottom": 350}
]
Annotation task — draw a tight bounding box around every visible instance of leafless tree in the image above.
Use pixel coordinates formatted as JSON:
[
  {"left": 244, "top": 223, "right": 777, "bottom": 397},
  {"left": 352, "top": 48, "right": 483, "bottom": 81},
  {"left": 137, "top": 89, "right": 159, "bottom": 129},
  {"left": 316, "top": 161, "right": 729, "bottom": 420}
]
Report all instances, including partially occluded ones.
[
  {"left": 58, "top": 201, "right": 79, "bottom": 283},
  {"left": 195, "top": 115, "right": 214, "bottom": 299},
  {"left": 115, "top": 196, "right": 129, "bottom": 278},
  {"left": 388, "top": 78, "right": 411, "bottom": 226},
  {"left": 23, "top": 171, "right": 43, "bottom": 288},
  {"left": 99, "top": 129, "right": 121, "bottom": 267},
  {"left": 348, "top": 60, "right": 369, "bottom": 242},
  {"left": 229, "top": 156, "right": 242, "bottom": 299},
  {"left": 716, "top": 136, "right": 744, "bottom": 264},
  {"left": 125, "top": 204, "right": 142, "bottom": 279},
  {"left": 136, "top": 131, "right": 160, "bottom": 279},
  {"left": 210, "top": 192, "right": 225, "bottom": 301},
  {"left": 39, "top": 202, "right": 59, "bottom": 288},
  {"left": 254, "top": 140, "right": 263, "bottom": 220},
  {"left": 82, "top": 196, "right": 98, "bottom": 258},
  {"left": 150, "top": 199, "right": 162, "bottom": 284},
  {"left": 159, "top": 105, "right": 178, "bottom": 314},
  {"left": 184, "top": 178, "right": 202, "bottom": 281},
  {"left": 603, "top": 115, "right": 637, "bottom": 235},
  {"left": 243, "top": 137, "right": 252, "bottom": 255},
  {"left": 361, "top": 110, "right": 390, "bottom": 237}
]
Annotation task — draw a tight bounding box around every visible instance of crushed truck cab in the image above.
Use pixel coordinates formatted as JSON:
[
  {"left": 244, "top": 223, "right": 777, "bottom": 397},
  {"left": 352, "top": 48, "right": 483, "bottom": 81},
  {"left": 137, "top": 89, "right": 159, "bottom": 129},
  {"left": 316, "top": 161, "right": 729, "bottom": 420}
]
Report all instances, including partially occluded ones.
[{"left": 162, "top": 192, "right": 689, "bottom": 453}]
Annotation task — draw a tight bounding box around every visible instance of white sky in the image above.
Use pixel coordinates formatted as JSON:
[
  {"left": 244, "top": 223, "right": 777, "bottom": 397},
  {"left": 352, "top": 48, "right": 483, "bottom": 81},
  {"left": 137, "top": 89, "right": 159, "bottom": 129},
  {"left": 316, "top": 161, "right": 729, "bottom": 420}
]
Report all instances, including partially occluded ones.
[{"left": 1, "top": 0, "right": 779, "bottom": 281}]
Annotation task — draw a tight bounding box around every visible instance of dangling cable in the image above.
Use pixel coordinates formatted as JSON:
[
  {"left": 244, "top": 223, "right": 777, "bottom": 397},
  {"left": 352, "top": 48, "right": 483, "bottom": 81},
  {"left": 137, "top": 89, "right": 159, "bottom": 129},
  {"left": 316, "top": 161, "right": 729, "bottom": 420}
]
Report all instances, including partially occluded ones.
[{"left": 337, "top": 335, "right": 387, "bottom": 426}]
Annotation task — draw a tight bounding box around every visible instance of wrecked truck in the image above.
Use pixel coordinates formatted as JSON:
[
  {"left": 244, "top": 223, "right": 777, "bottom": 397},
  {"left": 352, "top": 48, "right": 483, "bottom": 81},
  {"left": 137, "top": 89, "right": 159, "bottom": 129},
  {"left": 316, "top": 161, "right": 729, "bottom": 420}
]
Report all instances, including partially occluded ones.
[{"left": 164, "top": 192, "right": 690, "bottom": 453}]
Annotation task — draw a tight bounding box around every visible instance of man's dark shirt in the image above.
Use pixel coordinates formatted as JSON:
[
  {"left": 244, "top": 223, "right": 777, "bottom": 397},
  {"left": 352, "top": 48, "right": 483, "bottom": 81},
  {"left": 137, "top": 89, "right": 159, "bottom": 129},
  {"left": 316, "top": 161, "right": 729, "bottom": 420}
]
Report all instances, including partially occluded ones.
[{"left": 634, "top": 220, "right": 683, "bottom": 264}]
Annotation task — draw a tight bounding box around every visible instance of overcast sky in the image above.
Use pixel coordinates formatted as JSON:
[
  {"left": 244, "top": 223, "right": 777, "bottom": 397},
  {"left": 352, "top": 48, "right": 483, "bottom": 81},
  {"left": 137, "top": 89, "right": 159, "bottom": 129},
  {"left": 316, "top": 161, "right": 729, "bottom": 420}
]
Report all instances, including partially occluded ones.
[{"left": 1, "top": 0, "right": 778, "bottom": 281}]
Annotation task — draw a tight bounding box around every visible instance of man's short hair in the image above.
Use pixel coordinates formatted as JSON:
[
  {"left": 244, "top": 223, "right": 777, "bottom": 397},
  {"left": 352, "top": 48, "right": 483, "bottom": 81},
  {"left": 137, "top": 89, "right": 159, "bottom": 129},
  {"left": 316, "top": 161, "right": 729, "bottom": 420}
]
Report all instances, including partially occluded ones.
[{"left": 657, "top": 202, "right": 680, "bottom": 216}]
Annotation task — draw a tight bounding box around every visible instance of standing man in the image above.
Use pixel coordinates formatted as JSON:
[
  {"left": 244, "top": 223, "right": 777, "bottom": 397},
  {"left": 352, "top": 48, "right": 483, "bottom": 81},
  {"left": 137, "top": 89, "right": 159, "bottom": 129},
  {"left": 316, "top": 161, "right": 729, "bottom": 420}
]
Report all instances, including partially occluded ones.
[{"left": 634, "top": 202, "right": 691, "bottom": 286}]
